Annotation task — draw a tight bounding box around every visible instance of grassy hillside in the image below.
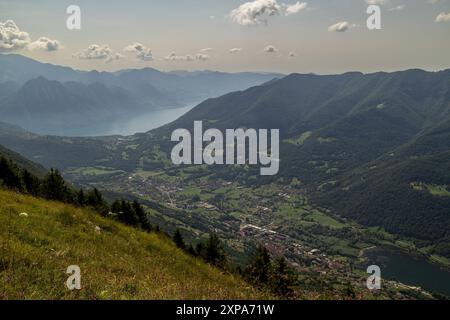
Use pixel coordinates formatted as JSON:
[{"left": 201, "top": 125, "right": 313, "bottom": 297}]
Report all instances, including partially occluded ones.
[{"left": 0, "top": 189, "right": 266, "bottom": 300}]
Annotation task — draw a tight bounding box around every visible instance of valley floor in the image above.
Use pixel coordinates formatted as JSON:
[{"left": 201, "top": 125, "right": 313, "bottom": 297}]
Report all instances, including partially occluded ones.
[{"left": 67, "top": 165, "right": 447, "bottom": 299}]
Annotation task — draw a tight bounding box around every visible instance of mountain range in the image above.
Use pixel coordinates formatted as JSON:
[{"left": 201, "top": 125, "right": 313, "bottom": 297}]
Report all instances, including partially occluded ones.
[
  {"left": 0, "top": 54, "right": 281, "bottom": 135},
  {"left": 0, "top": 66, "right": 449, "bottom": 259},
  {"left": 160, "top": 69, "right": 450, "bottom": 248}
]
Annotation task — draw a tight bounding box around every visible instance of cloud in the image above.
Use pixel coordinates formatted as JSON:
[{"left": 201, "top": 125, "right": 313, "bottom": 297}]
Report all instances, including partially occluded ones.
[
  {"left": 230, "top": 0, "right": 281, "bottom": 26},
  {"left": 196, "top": 53, "right": 210, "bottom": 61},
  {"left": 106, "top": 53, "right": 125, "bottom": 63},
  {"left": 284, "top": 2, "right": 307, "bottom": 16},
  {"left": 199, "top": 48, "right": 213, "bottom": 52},
  {"left": 388, "top": 5, "right": 405, "bottom": 11},
  {"left": 164, "top": 52, "right": 209, "bottom": 62},
  {"left": 0, "top": 20, "right": 31, "bottom": 52},
  {"left": 264, "top": 45, "right": 278, "bottom": 53},
  {"left": 0, "top": 20, "right": 63, "bottom": 53},
  {"left": 164, "top": 52, "right": 194, "bottom": 61},
  {"left": 124, "top": 43, "right": 153, "bottom": 61},
  {"left": 229, "top": 48, "right": 242, "bottom": 53},
  {"left": 436, "top": 11, "right": 450, "bottom": 22},
  {"left": 28, "top": 37, "right": 62, "bottom": 51},
  {"left": 289, "top": 51, "right": 296, "bottom": 57},
  {"left": 73, "top": 44, "right": 119, "bottom": 62},
  {"left": 365, "top": 0, "right": 389, "bottom": 4},
  {"left": 328, "top": 21, "right": 350, "bottom": 32}
]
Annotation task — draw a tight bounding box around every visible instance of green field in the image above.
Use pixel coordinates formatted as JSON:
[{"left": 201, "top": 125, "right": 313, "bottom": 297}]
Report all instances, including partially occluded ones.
[{"left": 411, "top": 182, "right": 450, "bottom": 197}]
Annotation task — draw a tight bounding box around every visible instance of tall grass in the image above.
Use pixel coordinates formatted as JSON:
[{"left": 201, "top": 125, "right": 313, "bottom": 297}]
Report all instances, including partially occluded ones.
[{"left": 0, "top": 189, "right": 267, "bottom": 300}]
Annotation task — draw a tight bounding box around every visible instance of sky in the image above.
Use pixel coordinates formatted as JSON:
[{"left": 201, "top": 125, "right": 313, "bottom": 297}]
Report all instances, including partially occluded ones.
[{"left": 0, "top": 0, "right": 449, "bottom": 74}]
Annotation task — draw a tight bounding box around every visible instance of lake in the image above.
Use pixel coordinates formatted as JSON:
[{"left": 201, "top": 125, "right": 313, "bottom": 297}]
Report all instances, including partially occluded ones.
[
  {"left": 93, "top": 105, "right": 196, "bottom": 137},
  {"left": 364, "top": 247, "right": 450, "bottom": 296}
]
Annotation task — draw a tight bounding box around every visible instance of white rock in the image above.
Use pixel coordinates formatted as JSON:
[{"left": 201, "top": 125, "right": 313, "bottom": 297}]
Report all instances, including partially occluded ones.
[{"left": 19, "top": 212, "right": 29, "bottom": 217}]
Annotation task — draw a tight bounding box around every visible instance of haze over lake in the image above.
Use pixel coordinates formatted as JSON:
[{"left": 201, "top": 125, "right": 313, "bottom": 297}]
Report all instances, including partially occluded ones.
[
  {"left": 99, "top": 105, "right": 195, "bottom": 137},
  {"left": 24, "top": 105, "right": 195, "bottom": 137}
]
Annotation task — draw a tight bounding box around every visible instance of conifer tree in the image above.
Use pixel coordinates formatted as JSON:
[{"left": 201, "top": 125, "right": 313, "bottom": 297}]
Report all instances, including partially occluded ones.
[
  {"left": 245, "top": 245, "right": 271, "bottom": 284},
  {"left": 0, "top": 157, "right": 22, "bottom": 190},
  {"left": 41, "top": 169, "right": 71, "bottom": 202},
  {"left": 269, "top": 257, "right": 295, "bottom": 297},
  {"left": 22, "top": 169, "right": 40, "bottom": 196},
  {"left": 86, "top": 188, "right": 108, "bottom": 213},
  {"left": 132, "top": 200, "right": 152, "bottom": 231},
  {"left": 77, "top": 189, "right": 85, "bottom": 206},
  {"left": 173, "top": 229, "right": 186, "bottom": 250},
  {"left": 204, "top": 234, "right": 226, "bottom": 268}
]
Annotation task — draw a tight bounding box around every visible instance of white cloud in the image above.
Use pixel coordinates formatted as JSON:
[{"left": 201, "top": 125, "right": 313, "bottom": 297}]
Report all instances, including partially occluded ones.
[
  {"left": 106, "top": 52, "right": 125, "bottom": 63},
  {"left": 365, "top": 0, "right": 389, "bottom": 5},
  {"left": 195, "top": 53, "right": 210, "bottom": 61},
  {"left": 200, "top": 48, "right": 213, "bottom": 53},
  {"left": 230, "top": 0, "right": 281, "bottom": 26},
  {"left": 73, "top": 44, "right": 117, "bottom": 61},
  {"left": 124, "top": 43, "right": 153, "bottom": 61},
  {"left": 284, "top": 2, "right": 307, "bottom": 16},
  {"left": 0, "top": 20, "right": 31, "bottom": 52},
  {"left": 164, "top": 52, "right": 194, "bottom": 61},
  {"left": 229, "top": 48, "right": 242, "bottom": 53},
  {"left": 28, "top": 37, "right": 62, "bottom": 51},
  {"left": 264, "top": 45, "right": 278, "bottom": 53},
  {"left": 328, "top": 21, "right": 350, "bottom": 32},
  {"left": 436, "top": 11, "right": 450, "bottom": 22},
  {"left": 0, "top": 20, "right": 63, "bottom": 53},
  {"left": 164, "top": 52, "right": 209, "bottom": 62},
  {"left": 389, "top": 5, "right": 405, "bottom": 11}
]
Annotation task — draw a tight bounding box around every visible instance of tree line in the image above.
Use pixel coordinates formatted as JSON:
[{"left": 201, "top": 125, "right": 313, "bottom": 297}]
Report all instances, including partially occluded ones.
[
  {"left": 0, "top": 156, "right": 152, "bottom": 231},
  {"left": 1, "top": 155, "right": 297, "bottom": 298},
  {"left": 173, "top": 229, "right": 297, "bottom": 298}
]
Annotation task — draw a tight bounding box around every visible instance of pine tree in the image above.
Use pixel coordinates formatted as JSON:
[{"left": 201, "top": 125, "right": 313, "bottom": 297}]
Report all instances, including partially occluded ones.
[
  {"left": 77, "top": 189, "right": 85, "bottom": 206},
  {"left": 173, "top": 229, "right": 186, "bottom": 250},
  {"left": 116, "top": 200, "right": 139, "bottom": 226},
  {"left": 86, "top": 188, "right": 108, "bottom": 213},
  {"left": 132, "top": 200, "right": 152, "bottom": 232},
  {"left": 269, "top": 257, "right": 295, "bottom": 297},
  {"left": 204, "top": 234, "right": 226, "bottom": 268},
  {"left": 41, "top": 169, "right": 72, "bottom": 202},
  {"left": 245, "top": 245, "right": 271, "bottom": 285},
  {"left": 186, "top": 244, "right": 196, "bottom": 256},
  {"left": 195, "top": 242, "right": 204, "bottom": 257},
  {"left": 22, "top": 169, "right": 40, "bottom": 196},
  {"left": 0, "top": 157, "right": 22, "bottom": 190}
]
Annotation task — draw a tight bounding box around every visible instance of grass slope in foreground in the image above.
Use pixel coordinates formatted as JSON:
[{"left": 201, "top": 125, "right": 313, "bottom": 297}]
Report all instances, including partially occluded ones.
[{"left": 0, "top": 189, "right": 266, "bottom": 300}]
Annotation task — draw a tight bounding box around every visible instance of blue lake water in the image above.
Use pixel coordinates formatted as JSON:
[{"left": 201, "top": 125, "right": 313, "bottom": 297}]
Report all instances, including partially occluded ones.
[
  {"left": 98, "top": 105, "right": 195, "bottom": 136},
  {"left": 72, "top": 105, "right": 194, "bottom": 137},
  {"left": 364, "top": 247, "right": 450, "bottom": 296}
]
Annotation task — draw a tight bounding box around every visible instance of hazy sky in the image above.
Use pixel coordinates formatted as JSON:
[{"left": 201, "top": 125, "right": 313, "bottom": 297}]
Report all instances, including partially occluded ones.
[{"left": 1, "top": 0, "right": 449, "bottom": 74}]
